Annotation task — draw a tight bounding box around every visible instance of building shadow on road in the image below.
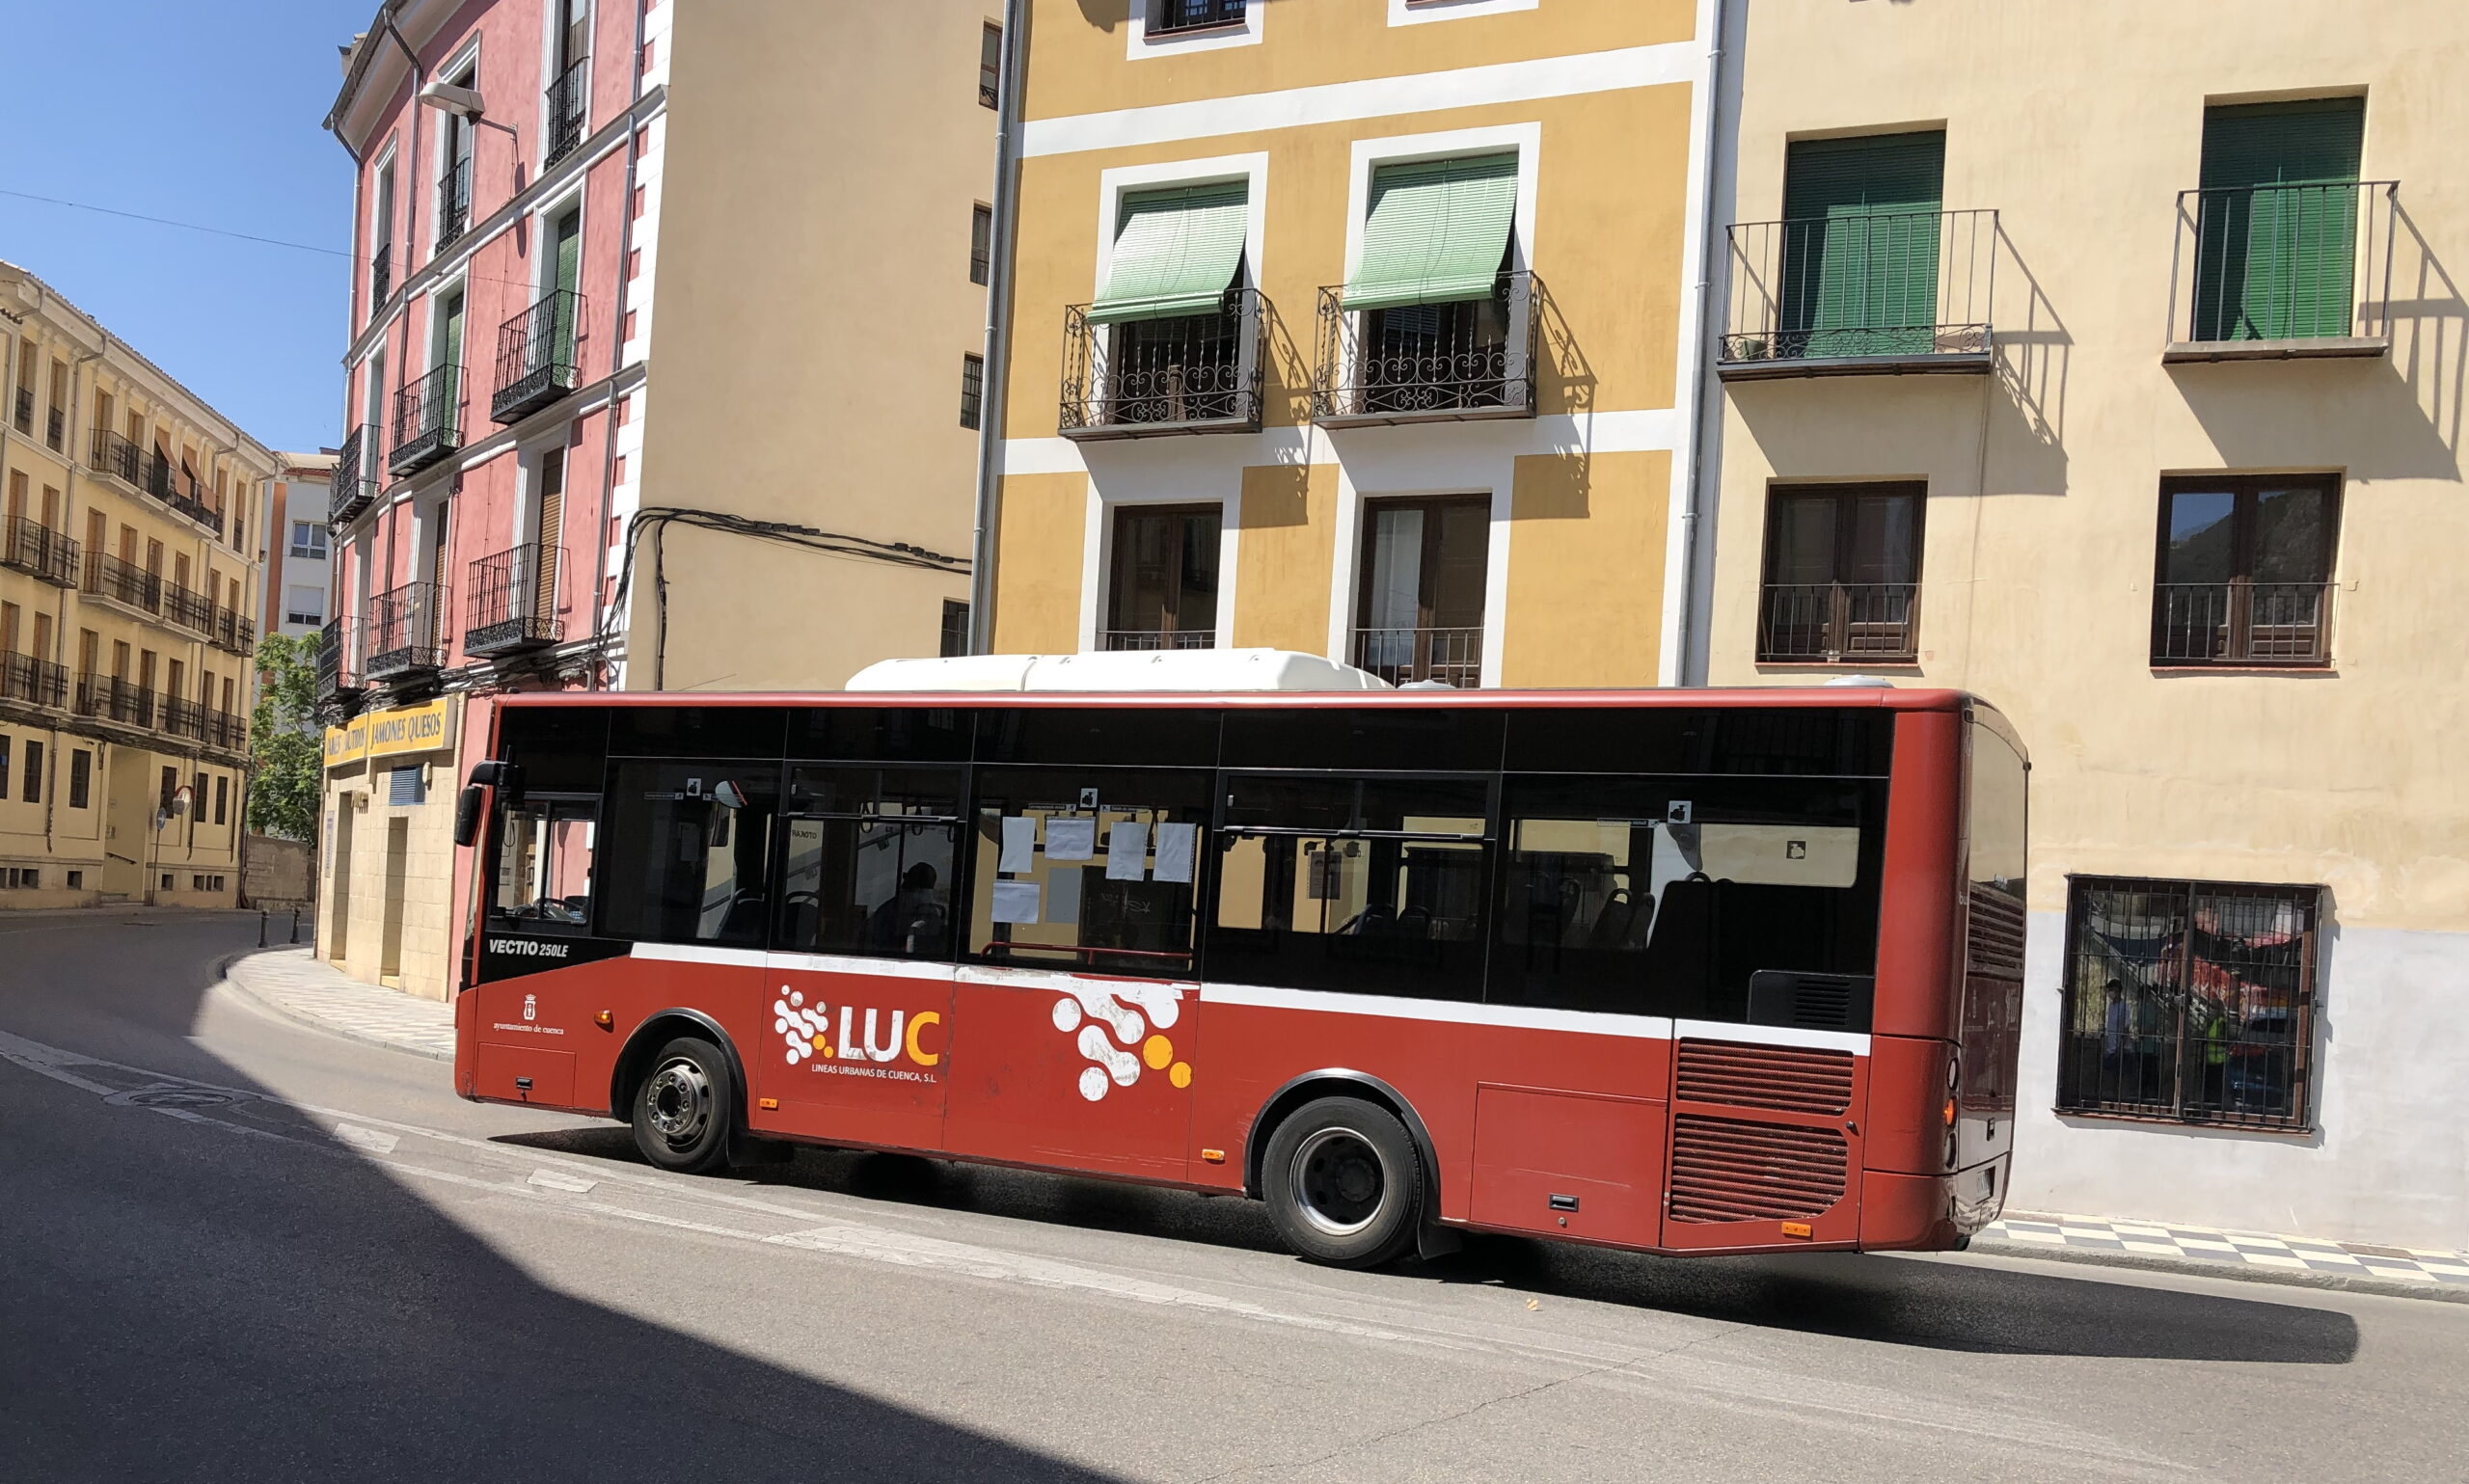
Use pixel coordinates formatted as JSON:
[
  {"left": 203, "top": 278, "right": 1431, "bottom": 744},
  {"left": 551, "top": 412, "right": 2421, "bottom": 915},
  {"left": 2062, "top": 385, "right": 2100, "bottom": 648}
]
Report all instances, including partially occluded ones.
[
  {"left": 495, "top": 1122, "right": 2362, "bottom": 1368},
  {"left": 0, "top": 915, "right": 1127, "bottom": 1484}
]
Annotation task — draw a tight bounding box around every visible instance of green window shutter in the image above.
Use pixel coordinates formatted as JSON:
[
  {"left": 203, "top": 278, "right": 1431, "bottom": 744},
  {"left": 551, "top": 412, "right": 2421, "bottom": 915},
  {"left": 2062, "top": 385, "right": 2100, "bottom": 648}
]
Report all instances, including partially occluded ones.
[
  {"left": 552, "top": 209, "right": 582, "bottom": 365},
  {"left": 1086, "top": 184, "right": 1249, "bottom": 325},
  {"left": 2194, "top": 98, "right": 2365, "bottom": 341},
  {"left": 1779, "top": 131, "right": 1945, "bottom": 357},
  {"left": 1342, "top": 153, "right": 1519, "bottom": 312}
]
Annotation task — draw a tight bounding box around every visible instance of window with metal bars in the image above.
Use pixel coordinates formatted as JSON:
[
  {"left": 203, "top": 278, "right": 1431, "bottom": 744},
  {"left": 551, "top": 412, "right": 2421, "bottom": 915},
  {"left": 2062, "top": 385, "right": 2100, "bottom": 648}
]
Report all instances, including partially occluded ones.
[
  {"left": 959, "top": 354, "right": 985, "bottom": 430},
  {"left": 1757, "top": 483, "right": 1922, "bottom": 664},
  {"left": 2055, "top": 877, "right": 2319, "bottom": 1131},
  {"left": 2152, "top": 474, "right": 2339, "bottom": 667},
  {"left": 1152, "top": 0, "right": 1247, "bottom": 34},
  {"left": 970, "top": 203, "right": 992, "bottom": 285}
]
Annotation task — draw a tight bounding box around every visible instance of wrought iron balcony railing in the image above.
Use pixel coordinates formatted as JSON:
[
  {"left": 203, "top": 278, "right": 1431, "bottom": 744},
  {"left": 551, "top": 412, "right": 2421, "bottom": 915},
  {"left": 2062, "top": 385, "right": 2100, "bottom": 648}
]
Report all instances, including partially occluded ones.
[
  {"left": 1720, "top": 209, "right": 1996, "bottom": 377},
  {"left": 1061, "top": 288, "right": 1263, "bottom": 440},
  {"left": 463, "top": 543, "right": 564, "bottom": 656},
  {"left": 1755, "top": 582, "right": 1920, "bottom": 664},
  {"left": 162, "top": 695, "right": 206, "bottom": 742},
  {"left": 1314, "top": 272, "right": 1537, "bottom": 427},
  {"left": 1100, "top": 628, "right": 1216, "bottom": 652},
  {"left": 2152, "top": 581, "right": 2333, "bottom": 667},
  {"left": 2168, "top": 181, "right": 2397, "bottom": 361},
  {"left": 1350, "top": 626, "right": 1481, "bottom": 688},
  {"left": 391, "top": 364, "right": 464, "bottom": 476},
  {"left": 74, "top": 674, "right": 156, "bottom": 730},
  {"left": 208, "top": 607, "right": 258, "bottom": 657},
  {"left": 89, "top": 428, "right": 146, "bottom": 487},
  {"left": 545, "top": 58, "right": 589, "bottom": 165},
  {"left": 366, "top": 580, "right": 449, "bottom": 677},
  {"left": 492, "top": 289, "right": 586, "bottom": 424},
  {"left": 331, "top": 423, "right": 380, "bottom": 526},
  {"left": 0, "top": 652, "right": 67, "bottom": 711},
  {"left": 205, "top": 708, "right": 248, "bottom": 751},
  {"left": 164, "top": 582, "right": 215, "bottom": 636},
  {"left": 316, "top": 617, "right": 364, "bottom": 703},
  {"left": 84, "top": 551, "right": 162, "bottom": 616},
  {"left": 1, "top": 518, "right": 78, "bottom": 587},
  {"left": 11, "top": 387, "right": 29, "bottom": 435},
  {"left": 0, "top": 654, "right": 68, "bottom": 711},
  {"left": 437, "top": 156, "right": 474, "bottom": 248},
  {"left": 370, "top": 244, "right": 393, "bottom": 318},
  {"left": 1151, "top": 0, "right": 1247, "bottom": 35}
]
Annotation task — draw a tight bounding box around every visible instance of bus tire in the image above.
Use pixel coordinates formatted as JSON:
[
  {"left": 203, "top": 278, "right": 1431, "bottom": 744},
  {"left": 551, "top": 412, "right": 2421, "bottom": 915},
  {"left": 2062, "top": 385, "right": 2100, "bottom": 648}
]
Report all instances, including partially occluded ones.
[
  {"left": 631, "top": 1036, "right": 735, "bottom": 1174},
  {"left": 1262, "top": 1096, "right": 1422, "bottom": 1269}
]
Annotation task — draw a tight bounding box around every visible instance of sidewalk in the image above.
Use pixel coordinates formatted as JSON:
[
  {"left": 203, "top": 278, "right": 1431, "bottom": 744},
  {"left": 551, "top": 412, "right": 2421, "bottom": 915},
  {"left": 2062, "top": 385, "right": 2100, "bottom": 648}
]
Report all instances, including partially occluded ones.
[
  {"left": 223, "top": 946, "right": 455, "bottom": 1062},
  {"left": 215, "top": 948, "right": 2465, "bottom": 1301}
]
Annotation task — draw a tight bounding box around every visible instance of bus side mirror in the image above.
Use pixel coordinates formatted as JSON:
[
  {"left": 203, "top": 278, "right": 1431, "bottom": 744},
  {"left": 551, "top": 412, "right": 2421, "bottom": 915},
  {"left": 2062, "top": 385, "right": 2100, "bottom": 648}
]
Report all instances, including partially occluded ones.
[{"left": 453, "top": 786, "right": 487, "bottom": 849}]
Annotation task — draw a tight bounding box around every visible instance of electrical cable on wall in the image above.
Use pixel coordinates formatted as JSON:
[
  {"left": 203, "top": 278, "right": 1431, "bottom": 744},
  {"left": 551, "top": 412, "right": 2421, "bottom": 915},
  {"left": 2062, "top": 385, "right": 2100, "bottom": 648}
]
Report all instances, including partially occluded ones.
[{"left": 597, "top": 506, "right": 971, "bottom": 688}]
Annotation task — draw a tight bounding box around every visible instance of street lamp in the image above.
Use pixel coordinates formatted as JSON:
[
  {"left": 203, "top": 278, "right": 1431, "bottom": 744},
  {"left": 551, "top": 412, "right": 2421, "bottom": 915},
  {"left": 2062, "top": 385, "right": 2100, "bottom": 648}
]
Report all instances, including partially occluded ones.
[{"left": 149, "top": 785, "right": 193, "bottom": 906}]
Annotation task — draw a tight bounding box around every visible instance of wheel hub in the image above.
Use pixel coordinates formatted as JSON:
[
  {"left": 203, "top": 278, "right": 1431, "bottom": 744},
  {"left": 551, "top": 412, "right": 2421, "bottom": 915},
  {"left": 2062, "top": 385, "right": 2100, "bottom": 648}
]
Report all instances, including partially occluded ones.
[
  {"left": 644, "top": 1058, "right": 713, "bottom": 1147},
  {"left": 1291, "top": 1127, "right": 1388, "bottom": 1238}
]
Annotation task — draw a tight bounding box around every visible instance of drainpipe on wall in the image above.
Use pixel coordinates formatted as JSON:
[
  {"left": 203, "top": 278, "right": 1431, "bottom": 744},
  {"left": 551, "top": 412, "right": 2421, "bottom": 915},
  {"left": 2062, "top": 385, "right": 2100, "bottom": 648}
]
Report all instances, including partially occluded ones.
[
  {"left": 1670, "top": 0, "right": 1736, "bottom": 688},
  {"left": 966, "top": 0, "right": 1031, "bottom": 656}
]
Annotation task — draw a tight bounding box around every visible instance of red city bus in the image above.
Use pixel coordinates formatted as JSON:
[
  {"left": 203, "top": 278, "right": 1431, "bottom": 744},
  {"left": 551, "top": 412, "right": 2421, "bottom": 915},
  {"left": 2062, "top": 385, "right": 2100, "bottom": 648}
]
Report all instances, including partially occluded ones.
[{"left": 454, "top": 675, "right": 2026, "bottom": 1267}]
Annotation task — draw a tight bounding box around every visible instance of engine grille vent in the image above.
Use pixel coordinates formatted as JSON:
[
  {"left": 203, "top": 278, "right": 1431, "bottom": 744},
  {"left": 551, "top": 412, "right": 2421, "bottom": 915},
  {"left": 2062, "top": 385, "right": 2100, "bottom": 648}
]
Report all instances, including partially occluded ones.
[
  {"left": 1668, "top": 1115, "right": 1849, "bottom": 1224},
  {"left": 1967, "top": 885, "right": 2028, "bottom": 980},
  {"left": 1675, "top": 1039, "right": 1854, "bottom": 1116}
]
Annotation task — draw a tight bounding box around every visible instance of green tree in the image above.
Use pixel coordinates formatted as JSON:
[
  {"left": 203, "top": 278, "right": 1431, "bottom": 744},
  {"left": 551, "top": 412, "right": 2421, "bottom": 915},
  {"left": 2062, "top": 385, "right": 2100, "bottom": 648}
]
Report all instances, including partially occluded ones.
[{"left": 248, "top": 634, "right": 322, "bottom": 841}]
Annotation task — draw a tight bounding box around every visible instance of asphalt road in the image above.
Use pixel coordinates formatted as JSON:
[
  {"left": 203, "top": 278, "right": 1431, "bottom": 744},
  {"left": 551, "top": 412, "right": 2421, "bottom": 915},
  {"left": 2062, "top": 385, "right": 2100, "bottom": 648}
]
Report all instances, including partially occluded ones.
[{"left": 2, "top": 911, "right": 2462, "bottom": 1483}]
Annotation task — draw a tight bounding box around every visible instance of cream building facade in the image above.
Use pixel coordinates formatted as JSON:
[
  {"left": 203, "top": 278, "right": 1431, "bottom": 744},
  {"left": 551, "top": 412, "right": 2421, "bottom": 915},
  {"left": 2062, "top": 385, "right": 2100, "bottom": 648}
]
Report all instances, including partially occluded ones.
[
  {"left": 982, "top": 0, "right": 1722, "bottom": 688},
  {"left": 1698, "top": 2, "right": 2468, "bottom": 1247},
  {"left": 0, "top": 263, "right": 269, "bottom": 909}
]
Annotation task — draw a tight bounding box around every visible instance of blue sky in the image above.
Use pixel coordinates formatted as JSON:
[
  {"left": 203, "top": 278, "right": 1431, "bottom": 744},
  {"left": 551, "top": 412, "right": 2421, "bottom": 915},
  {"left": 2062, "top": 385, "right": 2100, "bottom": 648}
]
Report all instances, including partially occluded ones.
[{"left": 0, "top": 1, "right": 373, "bottom": 454}]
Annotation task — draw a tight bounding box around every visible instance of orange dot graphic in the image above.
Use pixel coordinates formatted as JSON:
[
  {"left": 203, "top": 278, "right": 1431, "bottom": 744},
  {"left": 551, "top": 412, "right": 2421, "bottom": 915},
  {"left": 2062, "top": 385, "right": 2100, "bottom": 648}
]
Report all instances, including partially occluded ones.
[
  {"left": 1169, "top": 1062, "right": 1192, "bottom": 1089},
  {"left": 1142, "top": 1034, "right": 1174, "bottom": 1071}
]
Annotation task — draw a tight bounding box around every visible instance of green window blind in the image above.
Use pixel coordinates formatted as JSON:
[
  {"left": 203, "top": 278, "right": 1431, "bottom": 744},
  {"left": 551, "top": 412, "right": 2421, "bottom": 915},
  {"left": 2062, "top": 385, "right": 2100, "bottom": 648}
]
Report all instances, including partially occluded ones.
[
  {"left": 551, "top": 209, "right": 582, "bottom": 366},
  {"left": 1342, "top": 153, "right": 1518, "bottom": 312},
  {"left": 1779, "top": 131, "right": 1945, "bottom": 357},
  {"left": 1086, "top": 184, "right": 1249, "bottom": 325},
  {"left": 2193, "top": 98, "right": 2365, "bottom": 342}
]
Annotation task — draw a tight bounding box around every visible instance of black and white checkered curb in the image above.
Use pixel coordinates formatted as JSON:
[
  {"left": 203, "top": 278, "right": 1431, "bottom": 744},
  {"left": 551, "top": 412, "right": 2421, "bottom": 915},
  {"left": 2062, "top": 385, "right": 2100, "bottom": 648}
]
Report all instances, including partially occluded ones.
[{"left": 1980, "top": 1212, "right": 2469, "bottom": 1294}]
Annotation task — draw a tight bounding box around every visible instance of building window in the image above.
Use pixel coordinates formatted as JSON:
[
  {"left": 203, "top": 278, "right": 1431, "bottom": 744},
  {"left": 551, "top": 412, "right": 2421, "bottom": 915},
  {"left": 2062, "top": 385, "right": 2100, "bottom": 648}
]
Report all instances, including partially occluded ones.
[
  {"left": 66, "top": 870, "right": 81, "bottom": 889},
  {"left": 214, "top": 774, "right": 228, "bottom": 823},
  {"left": 68, "top": 750, "right": 91, "bottom": 810},
  {"left": 160, "top": 767, "right": 178, "bottom": 814},
  {"left": 2152, "top": 474, "right": 2339, "bottom": 667},
  {"left": 959, "top": 354, "right": 985, "bottom": 429},
  {"left": 970, "top": 203, "right": 993, "bottom": 286},
  {"left": 1772, "top": 131, "right": 1952, "bottom": 360},
  {"left": 287, "top": 585, "right": 328, "bottom": 627},
  {"left": 1352, "top": 496, "right": 1488, "bottom": 687},
  {"left": 389, "top": 765, "right": 426, "bottom": 807},
  {"left": 1104, "top": 504, "right": 1219, "bottom": 651},
  {"left": 22, "top": 742, "right": 40, "bottom": 804},
  {"left": 979, "top": 23, "right": 1001, "bottom": 109},
  {"left": 1756, "top": 482, "right": 1923, "bottom": 665},
  {"left": 2189, "top": 98, "right": 2365, "bottom": 344},
  {"left": 290, "top": 522, "right": 328, "bottom": 558},
  {"left": 939, "top": 599, "right": 970, "bottom": 658},
  {"left": 1153, "top": 0, "right": 1247, "bottom": 33},
  {"left": 0, "top": 738, "right": 12, "bottom": 799},
  {"left": 2057, "top": 877, "right": 2320, "bottom": 1131},
  {"left": 1321, "top": 153, "right": 1529, "bottom": 423}
]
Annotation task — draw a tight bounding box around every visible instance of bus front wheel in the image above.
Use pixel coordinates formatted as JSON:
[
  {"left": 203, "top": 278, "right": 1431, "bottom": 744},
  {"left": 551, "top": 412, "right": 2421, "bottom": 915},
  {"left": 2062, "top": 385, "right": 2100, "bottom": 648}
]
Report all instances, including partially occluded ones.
[
  {"left": 632, "top": 1036, "right": 734, "bottom": 1174},
  {"left": 1262, "top": 1097, "right": 1422, "bottom": 1268}
]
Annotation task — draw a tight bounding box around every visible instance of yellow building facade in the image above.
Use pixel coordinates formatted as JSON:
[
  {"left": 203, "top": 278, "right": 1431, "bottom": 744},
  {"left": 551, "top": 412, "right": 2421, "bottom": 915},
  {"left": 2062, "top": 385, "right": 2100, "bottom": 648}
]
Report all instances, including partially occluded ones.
[
  {"left": 0, "top": 263, "right": 270, "bottom": 908},
  {"left": 984, "top": 0, "right": 1719, "bottom": 687},
  {"left": 1700, "top": 2, "right": 2468, "bottom": 1246}
]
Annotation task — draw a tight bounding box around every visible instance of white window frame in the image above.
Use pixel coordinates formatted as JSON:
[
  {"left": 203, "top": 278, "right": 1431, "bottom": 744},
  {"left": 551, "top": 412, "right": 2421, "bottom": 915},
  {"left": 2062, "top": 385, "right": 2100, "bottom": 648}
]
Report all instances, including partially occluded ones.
[
  {"left": 1078, "top": 152, "right": 1267, "bottom": 431},
  {"left": 536, "top": 0, "right": 594, "bottom": 171},
  {"left": 286, "top": 584, "right": 329, "bottom": 627},
  {"left": 1390, "top": 0, "right": 1539, "bottom": 26},
  {"left": 367, "top": 138, "right": 399, "bottom": 299},
  {"left": 1127, "top": 0, "right": 1263, "bottom": 59},
  {"left": 430, "top": 39, "right": 484, "bottom": 256},
  {"left": 530, "top": 182, "right": 589, "bottom": 304}
]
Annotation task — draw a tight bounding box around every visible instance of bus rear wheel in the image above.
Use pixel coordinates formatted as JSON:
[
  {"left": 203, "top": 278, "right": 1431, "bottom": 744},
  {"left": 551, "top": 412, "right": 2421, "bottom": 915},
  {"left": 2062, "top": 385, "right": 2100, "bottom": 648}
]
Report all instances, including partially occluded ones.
[
  {"left": 1262, "top": 1097, "right": 1421, "bottom": 1268},
  {"left": 632, "top": 1036, "right": 734, "bottom": 1174}
]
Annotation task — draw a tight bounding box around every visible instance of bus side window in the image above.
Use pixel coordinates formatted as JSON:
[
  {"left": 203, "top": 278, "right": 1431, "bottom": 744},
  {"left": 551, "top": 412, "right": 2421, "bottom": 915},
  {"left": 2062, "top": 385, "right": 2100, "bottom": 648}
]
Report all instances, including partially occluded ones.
[
  {"left": 595, "top": 761, "right": 780, "bottom": 948},
  {"left": 493, "top": 796, "right": 597, "bottom": 929},
  {"left": 1207, "top": 773, "right": 1491, "bottom": 1003},
  {"left": 776, "top": 766, "right": 963, "bottom": 960},
  {"left": 1488, "top": 776, "right": 1701, "bottom": 1016},
  {"left": 965, "top": 766, "right": 1213, "bottom": 977},
  {"left": 1692, "top": 777, "right": 1886, "bottom": 1029}
]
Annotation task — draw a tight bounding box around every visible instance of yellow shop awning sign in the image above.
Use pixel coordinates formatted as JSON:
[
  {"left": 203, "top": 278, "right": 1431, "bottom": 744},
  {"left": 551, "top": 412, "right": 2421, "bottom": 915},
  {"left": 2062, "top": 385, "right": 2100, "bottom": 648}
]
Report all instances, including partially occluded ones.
[{"left": 325, "top": 697, "right": 455, "bottom": 769}]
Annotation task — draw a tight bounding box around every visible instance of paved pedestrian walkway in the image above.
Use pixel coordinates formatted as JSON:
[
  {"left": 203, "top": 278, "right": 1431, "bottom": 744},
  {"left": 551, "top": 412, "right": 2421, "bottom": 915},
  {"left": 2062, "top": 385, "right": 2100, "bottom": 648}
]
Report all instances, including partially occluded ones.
[
  {"left": 1974, "top": 1210, "right": 2469, "bottom": 1298},
  {"left": 223, "top": 946, "right": 455, "bottom": 1062}
]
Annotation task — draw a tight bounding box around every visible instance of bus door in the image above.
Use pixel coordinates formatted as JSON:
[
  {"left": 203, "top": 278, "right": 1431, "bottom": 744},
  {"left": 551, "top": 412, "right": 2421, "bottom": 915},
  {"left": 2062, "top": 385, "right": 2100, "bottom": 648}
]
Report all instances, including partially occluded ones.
[
  {"left": 472, "top": 788, "right": 620, "bottom": 1109},
  {"left": 753, "top": 765, "right": 964, "bottom": 1153},
  {"left": 1649, "top": 790, "right": 1881, "bottom": 1252},
  {"left": 941, "top": 765, "right": 1213, "bottom": 1183}
]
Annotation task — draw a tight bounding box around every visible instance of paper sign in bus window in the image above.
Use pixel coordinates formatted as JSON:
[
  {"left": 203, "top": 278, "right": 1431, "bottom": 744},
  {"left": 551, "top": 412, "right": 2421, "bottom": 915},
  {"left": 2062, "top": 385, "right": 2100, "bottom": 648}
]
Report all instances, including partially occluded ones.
[
  {"left": 1153, "top": 822, "right": 1197, "bottom": 884},
  {"left": 1107, "top": 820, "right": 1149, "bottom": 880},
  {"left": 991, "top": 878, "right": 1042, "bottom": 924},
  {"left": 1045, "top": 816, "right": 1096, "bottom": 862},
  {"left": 999, "top": 816, "right": 1036, "bottom": 874}
]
